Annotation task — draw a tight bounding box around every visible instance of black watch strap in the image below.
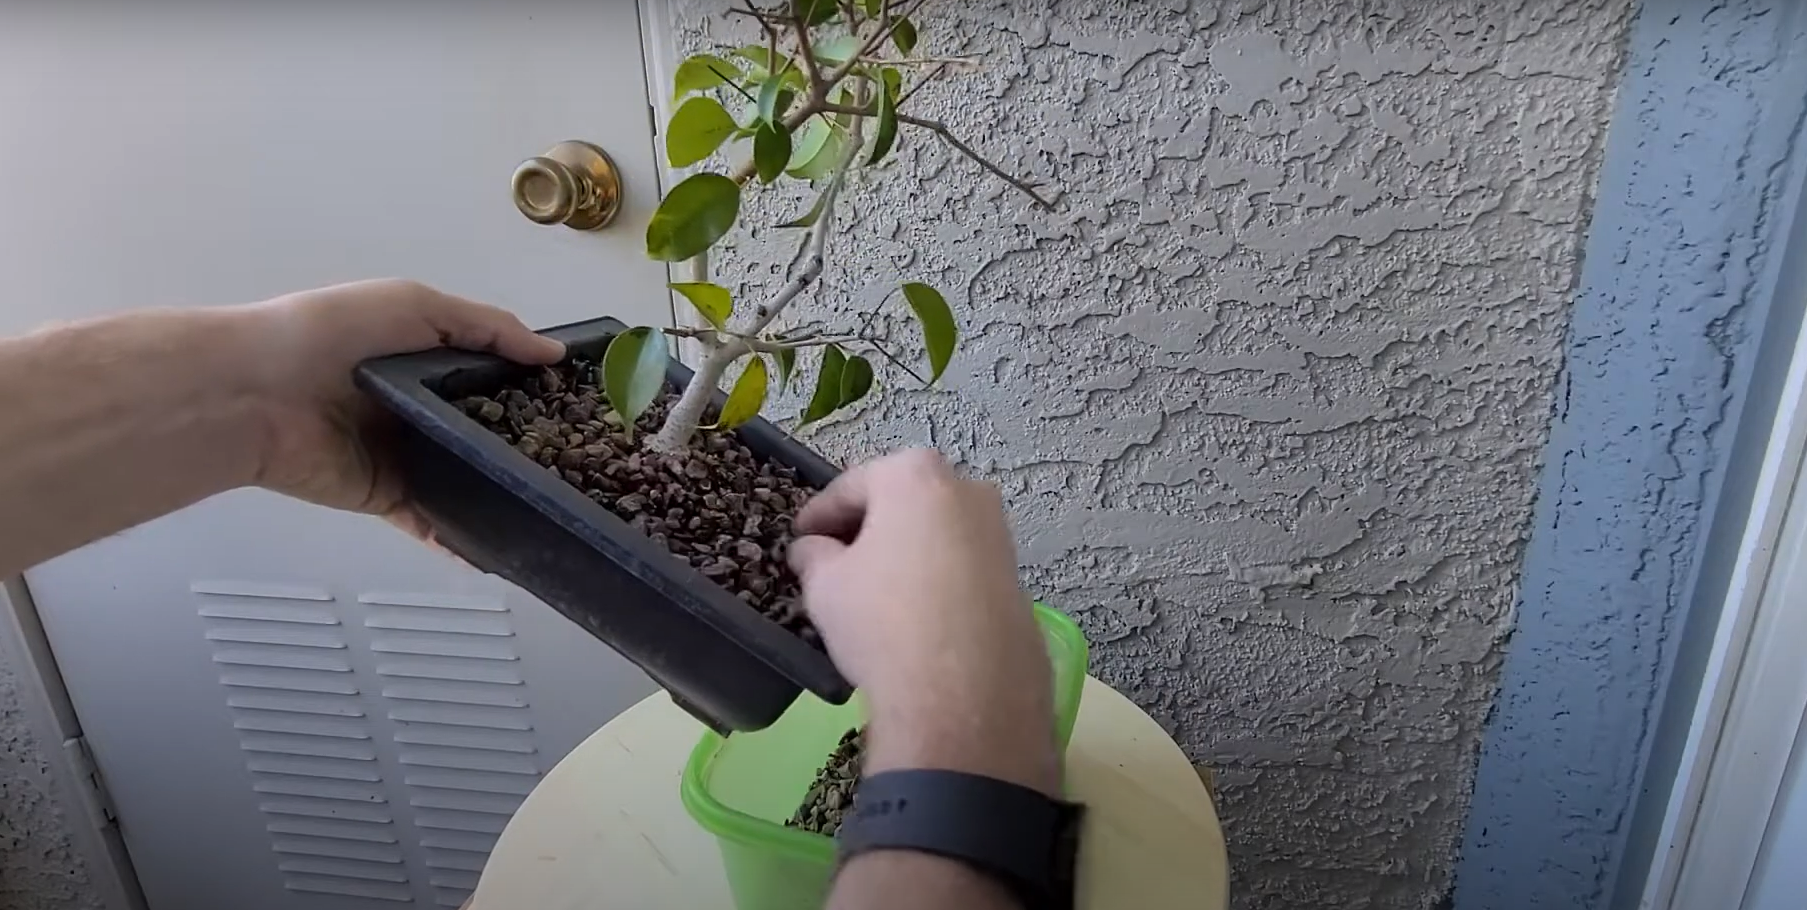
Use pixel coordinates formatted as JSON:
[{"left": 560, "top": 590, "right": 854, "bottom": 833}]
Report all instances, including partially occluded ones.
[{"left": 834, "top": 769, "right": 1084, "bottom": 910}]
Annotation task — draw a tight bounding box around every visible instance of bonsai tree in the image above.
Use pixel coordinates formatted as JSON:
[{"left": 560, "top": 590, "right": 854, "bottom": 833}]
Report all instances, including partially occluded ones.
[{"left": 606, "top": 0, "right": 1057, "bottom": 454}]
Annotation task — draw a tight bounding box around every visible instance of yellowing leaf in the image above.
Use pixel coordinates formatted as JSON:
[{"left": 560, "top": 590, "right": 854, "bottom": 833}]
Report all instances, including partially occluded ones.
[
  {"left": 668, "top": 282, "right": 732, "bottom": 329},
  {"left": 713, "top": 355, "right": 769, "bottom": 430}
]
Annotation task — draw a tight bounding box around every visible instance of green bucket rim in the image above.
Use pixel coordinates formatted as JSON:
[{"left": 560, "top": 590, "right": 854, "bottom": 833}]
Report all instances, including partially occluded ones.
[{"left": 678, "top": 602, "right": 1089, "bottom": 859}]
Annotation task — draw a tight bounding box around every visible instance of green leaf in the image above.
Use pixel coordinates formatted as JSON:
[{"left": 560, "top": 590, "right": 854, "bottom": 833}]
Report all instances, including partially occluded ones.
[
  {"left": 672, "top": 53, "right": 739, "bottom": 100},
  {"left": 734, "top": 46, "right": 807, "bottom": 88},
  {"left": 863, "top": 0, "right": 882, "bottom": 16},
  {"left": 867, "top": 68, "right": 901, "bottom": 165},
  {"left": 773, "top": 348, "right": 797, "bottom": 393},
  {"left": 712, "top": 355, "right": 769, "bottom": 430},
  {"left": 788, "top": 116, "right": 833, "bottom": 169},
  {"left": 800, "top": 346, "right": 847, "bottom": 425},
  {"left": 758, "top": 76, "right": 795, "bottom": 123},
  {"left": 778, "top": 190, "right": 829, "bottom": 228},
  {"left": 892, "top": 16, "right": 918, "bottom": 55},
  {"left": 646, "top": 173, "right": 741, "bottom": 262},
  {"left": 794, "top": 0, "right": 838, "bottom": 25},
  {"left": 666, "top": 96, "right": 737, "bottom": 168},
  {"left": 754, "top": 121, "right": 792, "bottom": 185},
  {"left": 813, "top": 35, "right": 864, "bottom": 65},
  {"left": 668, "top": 282, "right": 732, "bottom": 329},
  {"left": 839, "top": 354, "right": 874, "bottom": 408},
  {"left": 902, "top": 282, "right": 958, "bottom": 382},
  {"left": 601, "top": 327, "right": 669, "bottom": 439},
  {"left": 791, "top": 129, "right": 845, "bottom": 181}
]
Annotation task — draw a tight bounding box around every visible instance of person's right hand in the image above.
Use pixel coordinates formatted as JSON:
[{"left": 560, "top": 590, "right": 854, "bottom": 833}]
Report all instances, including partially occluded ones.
[{"left": 787, "top": 449, "right": 1059, "bottom": 794}]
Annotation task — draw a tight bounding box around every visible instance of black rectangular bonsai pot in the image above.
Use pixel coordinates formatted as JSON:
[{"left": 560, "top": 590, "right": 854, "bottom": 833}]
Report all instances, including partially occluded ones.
[{"left": 353, "top": 316, "right": 853, "bottom": 734}]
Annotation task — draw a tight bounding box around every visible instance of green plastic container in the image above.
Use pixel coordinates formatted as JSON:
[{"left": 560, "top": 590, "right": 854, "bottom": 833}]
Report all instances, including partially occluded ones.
[{"left": 679, "top": 603, "right": 1089, "bottom": 910}]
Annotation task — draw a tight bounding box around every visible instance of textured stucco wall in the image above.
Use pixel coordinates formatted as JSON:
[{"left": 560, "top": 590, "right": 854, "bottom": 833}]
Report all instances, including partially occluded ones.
[
  {"left": 668, "top": 2, "right": 1631, "bottom": 908},
  {"left": 0, "top": 653, "right": 103, "bottom": 910},
  {"left": 1458, "top": 2, "right": 1807, "bottom": 908}
]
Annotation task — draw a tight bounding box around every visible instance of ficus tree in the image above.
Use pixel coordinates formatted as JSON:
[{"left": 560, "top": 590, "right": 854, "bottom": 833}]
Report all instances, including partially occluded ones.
[{"left": 606, "top": 0, "right": 1057, "bottom": 454}]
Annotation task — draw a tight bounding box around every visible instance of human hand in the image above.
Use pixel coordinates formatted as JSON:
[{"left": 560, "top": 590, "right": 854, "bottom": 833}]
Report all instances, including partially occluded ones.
[
  {"left": 231, "top": 279, "right": 564, "bottom": 535},
  {"left": 787, "top": 449, "right": 1059, "bottom": 793}
]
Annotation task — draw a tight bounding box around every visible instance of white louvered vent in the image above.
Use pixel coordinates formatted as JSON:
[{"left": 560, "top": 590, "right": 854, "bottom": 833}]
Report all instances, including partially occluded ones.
[
  {"left": 362, "top": 589, "right": 539, "bottom": 909},
  {"left": 198, "top": 580, "right": 413, "bottom": 903}
]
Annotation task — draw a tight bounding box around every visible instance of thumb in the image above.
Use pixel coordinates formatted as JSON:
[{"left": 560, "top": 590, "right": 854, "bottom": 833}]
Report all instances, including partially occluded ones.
[{"left": 787, "top": 533, "right": 847, "bottom": 586}]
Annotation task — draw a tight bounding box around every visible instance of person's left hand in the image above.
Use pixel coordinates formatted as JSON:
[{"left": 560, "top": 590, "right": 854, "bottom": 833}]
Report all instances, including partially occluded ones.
[{"left": 230, "top": 279, "right": 564, "bottom": 536}]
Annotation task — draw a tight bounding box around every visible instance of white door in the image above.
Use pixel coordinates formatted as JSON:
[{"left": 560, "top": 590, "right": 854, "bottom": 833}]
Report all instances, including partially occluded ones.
[{"left": 0, "top": 5, "right": 670, "bottom": 908}]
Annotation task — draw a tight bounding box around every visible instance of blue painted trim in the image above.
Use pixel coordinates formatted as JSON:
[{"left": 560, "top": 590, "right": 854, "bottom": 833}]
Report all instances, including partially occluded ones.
[{"left": 1455, "top": 2, "right": 1807, "bottom": 908}]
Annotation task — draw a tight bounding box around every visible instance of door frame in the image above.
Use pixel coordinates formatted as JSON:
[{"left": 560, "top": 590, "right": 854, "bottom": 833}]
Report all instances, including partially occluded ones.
[
  {"left": 0, "top": 578, "right": 146, "bottom": 910},
  {"left": 1636, "top": 284, "right": 1807, "bottom": 908},
  {"left": 0, "top": 1, "right": 682, "bottom": 906}
]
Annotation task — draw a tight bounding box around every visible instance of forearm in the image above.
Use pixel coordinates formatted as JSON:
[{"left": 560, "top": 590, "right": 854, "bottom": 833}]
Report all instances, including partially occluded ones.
[{"left": 0, "top": 308, "right": 265, "bottom": 576}]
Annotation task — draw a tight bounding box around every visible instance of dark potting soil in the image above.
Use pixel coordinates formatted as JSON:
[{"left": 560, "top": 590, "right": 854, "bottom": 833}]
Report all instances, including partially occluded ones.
[
  {"left": 787, "top": 727, "right": 866, "bottom": 836},
  {"left": 452, "top": 360, "right": 822, "bottom": 647}
]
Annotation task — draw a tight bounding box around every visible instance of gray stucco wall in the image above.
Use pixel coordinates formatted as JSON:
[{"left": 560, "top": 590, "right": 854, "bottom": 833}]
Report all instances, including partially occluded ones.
[
  {"left": 0, "top": 654, "right": 102, "bottom": 910},
  {"left": 1458, "top": 2, "right": 1807, "bottom": 908},
  {"left": 670, "top": 2, "right": 1631, "bottom": 908}
]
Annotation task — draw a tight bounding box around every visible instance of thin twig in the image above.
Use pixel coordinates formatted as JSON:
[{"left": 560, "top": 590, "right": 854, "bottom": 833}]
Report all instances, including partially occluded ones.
[
  {"left": 825, "top": 0, "right": 923, "bottom": 85},
  {"left": 860, "top": 339, "right": 931, "bottom": 386},
  {"left": 705, "top": 63, "right": 759, "bottom": 104},
  {"left": 860, "top": 56, "right": 985, "bottom": 71},
  {"left": 896, "top": 62, "right": 949, "bottom": 107},
  {"left": 724, "top": 4, "right": 786, "bottom": 25},
  {"left": 897, "top": 113, "right": 1058, "bottom": 210}
]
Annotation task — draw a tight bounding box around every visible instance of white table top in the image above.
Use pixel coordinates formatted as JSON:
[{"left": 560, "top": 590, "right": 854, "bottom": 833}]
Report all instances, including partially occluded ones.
[{"left": 471, "top": 675, "right": 1229, "bottom": 909}]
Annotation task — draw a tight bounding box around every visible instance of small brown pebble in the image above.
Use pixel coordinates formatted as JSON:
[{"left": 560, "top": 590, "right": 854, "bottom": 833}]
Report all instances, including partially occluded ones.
[
  {"left": 451, "top": 360, "right": 824, "bottom": 646},
  {"left": 787, "top": 728, "right": 866, "bottom": 836}
]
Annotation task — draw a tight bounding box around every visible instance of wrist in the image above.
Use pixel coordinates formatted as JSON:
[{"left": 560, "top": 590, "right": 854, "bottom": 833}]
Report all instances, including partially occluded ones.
[
  {"left": 187, "top": 307, "right": 277, "bottom": 489},
  {"left": 865, "top": 699, "right": 1060, "bottom": 797}
]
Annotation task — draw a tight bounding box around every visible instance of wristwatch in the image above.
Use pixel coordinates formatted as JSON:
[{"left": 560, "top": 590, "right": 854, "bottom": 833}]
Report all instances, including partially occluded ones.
[{"left": 834, "top": 768, "right": 1085, "bottom": 910}]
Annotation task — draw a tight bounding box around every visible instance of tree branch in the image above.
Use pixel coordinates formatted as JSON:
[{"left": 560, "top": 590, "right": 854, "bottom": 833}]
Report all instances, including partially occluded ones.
[
  {"left": 859, "top": 56, "right": 985, "bottom": 71},
  {"left": 786, "top": 4, "right": 824, "bottom": 88},
  {"left": 650, "top": 84, "right": 868, "bottom": 452},
  {"left": 896, "top": 113, "right": 1058, "bottom": 210}
]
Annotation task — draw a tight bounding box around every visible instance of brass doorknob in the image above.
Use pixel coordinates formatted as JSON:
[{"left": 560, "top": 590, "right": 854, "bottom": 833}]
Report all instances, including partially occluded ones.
[{"left": 511, "top": 140, "right": 622, "bottom": 231}]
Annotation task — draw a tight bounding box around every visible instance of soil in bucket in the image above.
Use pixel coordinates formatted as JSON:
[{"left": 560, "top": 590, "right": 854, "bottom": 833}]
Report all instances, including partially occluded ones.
[
  {"left": 452, "top": 360, "right": 823, "bottom": 647},
  {"left": 787, "top": 727, "right": 866, "bottom": 837}
]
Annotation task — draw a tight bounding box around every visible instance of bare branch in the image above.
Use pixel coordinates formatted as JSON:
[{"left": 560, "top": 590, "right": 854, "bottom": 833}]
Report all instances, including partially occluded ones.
[
  {"left": 897, "top": 113, "right": 1058, "bottom": 210},
  {"left": 787, "top": 4, "right": 824, "bottom": 88},
  {"left": 742, "top": 91, "right": 867, "bottom": 338},
  {"left": 896, "top": 62, "right": 950, "bottom": 107},
  {"left": 819, "top": 101, "right": 877, "bottom": 117},
  {"left": 825, "top": 0, "right": 923, "bottom": 85},
  {"left": 860, "top": 56, "right": 984, "bottom": 72}
]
